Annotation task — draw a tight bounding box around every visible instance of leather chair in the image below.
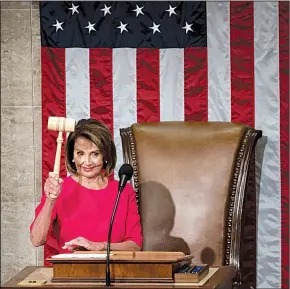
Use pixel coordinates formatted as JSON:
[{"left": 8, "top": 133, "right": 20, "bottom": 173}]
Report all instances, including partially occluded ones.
[{"left": 120, "top": 121, "right": 262, "bottom": 289}]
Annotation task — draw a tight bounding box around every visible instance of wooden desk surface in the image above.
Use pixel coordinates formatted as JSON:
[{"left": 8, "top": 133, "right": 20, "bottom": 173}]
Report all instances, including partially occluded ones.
[{"left": 2, "top": 266, "right": 235, "bottom": 289}]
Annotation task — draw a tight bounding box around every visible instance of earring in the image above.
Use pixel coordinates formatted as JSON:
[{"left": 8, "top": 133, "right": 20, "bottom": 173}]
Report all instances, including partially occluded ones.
[{"left": 72, "top": 159, "right": 75, "bottom": 163}]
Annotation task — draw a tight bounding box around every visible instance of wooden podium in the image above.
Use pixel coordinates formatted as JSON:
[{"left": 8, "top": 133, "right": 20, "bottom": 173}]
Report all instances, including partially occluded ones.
[
  {"left": 47, "top": 251, "right": 193, "bottom": 283},
  {"left": 1, "top": 251, "right": 236, "bottom": 288}
]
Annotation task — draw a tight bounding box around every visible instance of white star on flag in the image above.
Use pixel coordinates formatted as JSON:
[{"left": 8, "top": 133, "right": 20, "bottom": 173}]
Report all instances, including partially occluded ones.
[
  {"left": 68, "top": 3, "right": 79, "bottom": 15},
  {"left": 133, "top": 4, "right": 144, "bottom": 17},
  {"left": 84, "top": 21, "right": 96, "bottom": 33},
  {"left": 52, "top": 19, "right": 64, "bottom": 32},
  {"left": 149, "top": 22, "right": 161, "bottom": 34},
  {"left": 165, "top": 5, "right": 177, "bottom": 17},
  {"left": 182, "top": 22, "right": 193, "bottom": 34},
  {"left": 101, "top": 4, "right": 111, "bottom": 16},
  {"left": 117, "top": 21, "right": 128, "bottom": 33}
]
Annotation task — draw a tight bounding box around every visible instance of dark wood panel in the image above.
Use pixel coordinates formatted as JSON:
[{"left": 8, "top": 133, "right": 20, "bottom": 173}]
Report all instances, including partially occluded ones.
[{"left": 52, "top": 263, "right": 173, "bottom": 283}]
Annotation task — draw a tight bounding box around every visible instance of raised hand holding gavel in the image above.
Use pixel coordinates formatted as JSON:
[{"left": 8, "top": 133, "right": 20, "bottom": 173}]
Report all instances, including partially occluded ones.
[
  {"left": 44, "top": 172, "right": 63, "bottom": 201},
  {"left": 46, "top": 116, "right": 76, "bottom": 199}
]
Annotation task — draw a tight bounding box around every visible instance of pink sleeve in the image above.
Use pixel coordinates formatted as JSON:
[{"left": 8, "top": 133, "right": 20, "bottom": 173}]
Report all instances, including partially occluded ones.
[
  {"left": 124, "top": 185, "right": 143, "bottom": 248},
  {"left": 30, "top": 194, "right": 57, "bottom": 232}
]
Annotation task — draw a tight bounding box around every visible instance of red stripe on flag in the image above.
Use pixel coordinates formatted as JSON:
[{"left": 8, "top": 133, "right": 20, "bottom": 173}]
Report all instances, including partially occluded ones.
[
  {"left": 137, "top": 49, "right": 160, "bottom": 123},
  {"left": 184, "top": 47, "right": 208, "bottom": 121},
  {"left": 41, "top": 47, "right": 66, "bottom": 265},
  {"left": 279, "top": 2, "right": 289, "bottom": 288},
  {"left": 230, "top": 2, "right": 255, "bottom": 127},
  {"left": 230, "top": 3, "right": 256, "bottom": 287},
  {"left": 89, "top": 49, "right": 113, "bottom": 135}
]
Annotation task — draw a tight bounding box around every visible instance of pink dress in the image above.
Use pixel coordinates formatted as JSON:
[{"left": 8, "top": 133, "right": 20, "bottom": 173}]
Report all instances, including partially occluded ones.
[{"left": 30, "top": 177, "right": 143, "bottom": 264}]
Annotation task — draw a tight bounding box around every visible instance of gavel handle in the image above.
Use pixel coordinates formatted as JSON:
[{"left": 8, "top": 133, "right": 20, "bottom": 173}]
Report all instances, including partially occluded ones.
[
  {"left": 50, "top": 131, "right": 63, "bottom": 199},
  {"left": 53, "top": 131, "right": 63, "bottom": 175}
]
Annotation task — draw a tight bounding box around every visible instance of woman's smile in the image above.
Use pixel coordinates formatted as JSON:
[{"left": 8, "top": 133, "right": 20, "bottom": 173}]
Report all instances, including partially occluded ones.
[{"left": 82, "top": 166, "right": 95, "bottom": 172}]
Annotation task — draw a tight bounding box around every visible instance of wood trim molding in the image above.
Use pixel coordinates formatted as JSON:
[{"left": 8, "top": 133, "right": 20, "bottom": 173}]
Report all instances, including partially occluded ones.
[
  {"left": 225, "top": 127, "right": 262, "bottom": 287},
  {"left": 120, "top": 127, "right": 141, "bottom": 212}
]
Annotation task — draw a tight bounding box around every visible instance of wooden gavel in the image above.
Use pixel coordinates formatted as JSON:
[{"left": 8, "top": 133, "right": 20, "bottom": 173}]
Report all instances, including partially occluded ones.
[{"left": 47, "top": 117, "right": 76, "bottom": 197}]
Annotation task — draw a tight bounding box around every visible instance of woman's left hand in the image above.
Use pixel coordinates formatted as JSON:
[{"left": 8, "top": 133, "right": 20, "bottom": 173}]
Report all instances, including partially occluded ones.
[{"left": 62, "top": 237, "right": 106, "bottom": 251}]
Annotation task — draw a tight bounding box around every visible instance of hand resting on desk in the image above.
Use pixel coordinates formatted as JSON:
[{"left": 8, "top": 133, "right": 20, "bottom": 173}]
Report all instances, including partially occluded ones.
[{"left": 63, "top": 236, "right": 106, "bottom": 251}]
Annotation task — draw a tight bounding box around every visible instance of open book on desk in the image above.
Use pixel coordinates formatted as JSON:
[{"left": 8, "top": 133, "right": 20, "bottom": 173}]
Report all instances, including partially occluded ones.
[
  {"left": 51, "top": 253, "right": 113, "bottom": 259},
  {"left": 60, "top": 250, "right": 194, "bottom": 262}
]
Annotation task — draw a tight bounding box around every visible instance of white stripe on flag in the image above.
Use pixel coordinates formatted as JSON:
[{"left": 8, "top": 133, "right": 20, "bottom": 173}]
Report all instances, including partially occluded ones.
[
  {"left": 207, "top": 2, "right": 231, "bottom": 122},
  {"left": 160, "top": 49, "right": 184, "bottom": 121},
  {"left": 254, "top": 2, "right": 281, "bottom": 288},
  {"left": 66, "top": 48, "right": 90, "bottom": 121},
  {"left": 113, "top": 48, "right": 137, "bottom": 178}
]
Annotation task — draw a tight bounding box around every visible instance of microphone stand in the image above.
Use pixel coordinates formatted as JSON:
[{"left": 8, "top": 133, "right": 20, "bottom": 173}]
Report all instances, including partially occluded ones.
[{"left": 105, "top": 180, "right": 126, "bottom": 286}]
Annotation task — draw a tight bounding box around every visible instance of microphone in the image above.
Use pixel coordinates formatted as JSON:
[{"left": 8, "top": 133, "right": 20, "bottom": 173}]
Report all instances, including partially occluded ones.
[
  {"left": 105, "top": 164, "right": 133, "bottom": 286},
  {"left": 118, "top": 164, "right": 134, "bottom": 192}
]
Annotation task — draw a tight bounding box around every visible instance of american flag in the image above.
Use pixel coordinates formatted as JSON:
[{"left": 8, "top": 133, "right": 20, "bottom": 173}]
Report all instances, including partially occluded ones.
[{"left": 40, "top": 2, "right": 289, "bottom": 288}]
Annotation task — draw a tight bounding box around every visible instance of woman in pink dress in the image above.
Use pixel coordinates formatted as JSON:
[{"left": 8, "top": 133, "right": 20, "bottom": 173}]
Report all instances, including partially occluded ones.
[{"left": 30, "top": 119, "right": 142, "bottom": 258}]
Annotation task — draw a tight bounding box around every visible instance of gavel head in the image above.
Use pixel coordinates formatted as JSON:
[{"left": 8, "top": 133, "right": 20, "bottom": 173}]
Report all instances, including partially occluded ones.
[{"left": 47, "top": 116, "right": 76, "bottom": 132}]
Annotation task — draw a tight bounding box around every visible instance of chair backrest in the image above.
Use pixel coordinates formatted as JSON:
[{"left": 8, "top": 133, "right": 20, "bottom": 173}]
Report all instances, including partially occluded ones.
[{"left": 120, "top": 121, "right": 261, "bottom": 275}]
